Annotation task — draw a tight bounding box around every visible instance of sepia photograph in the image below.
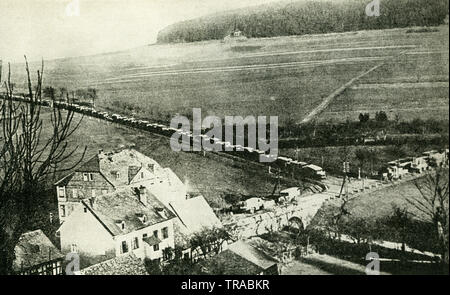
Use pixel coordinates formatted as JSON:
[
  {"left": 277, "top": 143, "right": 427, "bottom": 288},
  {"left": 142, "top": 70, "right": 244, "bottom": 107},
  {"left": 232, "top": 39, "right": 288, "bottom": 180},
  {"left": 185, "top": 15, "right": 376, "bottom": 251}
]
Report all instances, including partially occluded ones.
[{"left": 0, "top": 0, "right": 448, "bottom": 282}]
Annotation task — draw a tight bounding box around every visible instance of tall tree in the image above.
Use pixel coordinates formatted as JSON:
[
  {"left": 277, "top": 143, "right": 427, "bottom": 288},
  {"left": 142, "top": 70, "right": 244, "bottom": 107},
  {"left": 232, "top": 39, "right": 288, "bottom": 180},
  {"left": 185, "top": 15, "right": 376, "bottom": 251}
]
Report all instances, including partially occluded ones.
[
  {"left": 407, "top": 169, "right": 449, "bottom": 266},
  {"left": 0, "top": 57, "right": 86, "bottom": 274},
  {"left": 386, "top": 206, "right": 411, "bottom": 257}
]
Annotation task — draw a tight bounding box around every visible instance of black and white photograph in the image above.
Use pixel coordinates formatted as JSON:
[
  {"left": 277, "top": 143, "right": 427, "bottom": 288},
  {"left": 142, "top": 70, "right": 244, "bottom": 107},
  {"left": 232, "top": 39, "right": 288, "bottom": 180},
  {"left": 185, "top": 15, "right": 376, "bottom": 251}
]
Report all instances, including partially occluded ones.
[{"left": 0, "top": 0, "right": 448, "bottom": 282}]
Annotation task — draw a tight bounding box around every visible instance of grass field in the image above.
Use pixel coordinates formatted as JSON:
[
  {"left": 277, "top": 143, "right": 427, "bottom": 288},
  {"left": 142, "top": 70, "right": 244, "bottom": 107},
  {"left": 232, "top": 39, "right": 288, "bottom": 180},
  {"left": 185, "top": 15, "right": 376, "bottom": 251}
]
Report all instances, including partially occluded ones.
[
  {"left": 319, "top": 50, "right": 449, "bottom": 122},
  {"left": 345, "top": 170, "right": 448, "bottom": 254},
  {"left": 8, "top": 25, "right": 448, "bottom": 128}
]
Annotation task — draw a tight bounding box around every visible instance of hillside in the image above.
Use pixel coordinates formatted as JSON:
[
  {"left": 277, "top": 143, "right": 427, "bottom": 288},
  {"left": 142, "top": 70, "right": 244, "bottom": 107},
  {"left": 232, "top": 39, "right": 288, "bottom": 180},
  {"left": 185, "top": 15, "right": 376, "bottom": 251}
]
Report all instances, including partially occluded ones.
[
  {"left": 157, "top": 0, "right": 448, "bottom": 43},
  {"left": 6, "top": 25, "right": 448, "bottom": 130}
]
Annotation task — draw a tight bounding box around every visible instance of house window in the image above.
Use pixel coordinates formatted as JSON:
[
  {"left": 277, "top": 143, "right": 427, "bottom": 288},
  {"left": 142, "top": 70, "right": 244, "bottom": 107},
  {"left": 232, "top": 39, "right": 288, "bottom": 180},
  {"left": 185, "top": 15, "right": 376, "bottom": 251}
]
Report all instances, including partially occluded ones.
[
  {"left": 162, "top": 227, "right": 169, "bottom": 239},
  {"left": 141, "top": 172, "right": 144, "bottom": 179},
  {"left": 153, "top": 230, "right": 158, "bottom": 238},
  {"left": 121, "top": 241, "right": 128, "bottom": 254},
  {"left": 58, "top": 187, "right": 65, "bottom": 198},
  {"left": 116, "top": 172, "right": 120, "bottom": 179},
  {"left": 83, "top": 207, "right": 87, "bottom": 213},
  {"left": 143, "top": 233, "right": 148, "bottom": 239},
  {"left": 153, "top": 244, "right": 159, "bottom": 251},
  {"left": 70, "top": 244, "right": 77, "bottom": 253},
  {"left": 132, "top": 237, "right": 139, "bottom": 249},
  {"left": 60, "top": 205, "right": 66, "bottom": 217},
  {"left": 83, "top": 173, "right": 94, "bottom": 181},
  {"left": 72, "top": 189, "right": 78, "bottom": 198}
]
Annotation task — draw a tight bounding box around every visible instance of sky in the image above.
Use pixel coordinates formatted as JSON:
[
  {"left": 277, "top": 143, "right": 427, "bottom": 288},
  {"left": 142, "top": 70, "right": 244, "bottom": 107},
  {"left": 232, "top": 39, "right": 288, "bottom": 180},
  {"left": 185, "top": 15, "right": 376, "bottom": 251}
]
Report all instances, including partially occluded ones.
[{"left": 0, "top": 0, "right": 283, "bottom": 62}]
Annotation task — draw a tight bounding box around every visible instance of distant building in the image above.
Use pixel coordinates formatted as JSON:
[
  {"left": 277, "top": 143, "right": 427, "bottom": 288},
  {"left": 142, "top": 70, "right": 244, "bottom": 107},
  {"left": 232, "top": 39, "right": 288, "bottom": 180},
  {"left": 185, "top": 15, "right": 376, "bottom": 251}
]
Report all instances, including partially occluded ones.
[
  {"left": 223, "top": 30, "right": 247, "bottom": 42},
  {"left": 232, "top": 30, "right": 242, "bottom": 37},
  {"left": 422, "top": 150, "right": 447, "bottom": 167},
  {"left": 58, "top": 186, "right": 176, "bottom": 263},
  {"left": 410, "top": 156, "right": 429, "bottom": 173},
  {"left": 13, "top": 230, "right": 64, "bottom": 275},
  {"left": 381, "top": 149, "right": 449, "bottom": 180},
  {"left": 385, "top": 159, "right": 410, "bottom": 180},
  {"left": 75, "top": 253, "right": 148, "bottom": 275},
  {"left": 200, "top": 240, "right": 278, "bottom": 275}
]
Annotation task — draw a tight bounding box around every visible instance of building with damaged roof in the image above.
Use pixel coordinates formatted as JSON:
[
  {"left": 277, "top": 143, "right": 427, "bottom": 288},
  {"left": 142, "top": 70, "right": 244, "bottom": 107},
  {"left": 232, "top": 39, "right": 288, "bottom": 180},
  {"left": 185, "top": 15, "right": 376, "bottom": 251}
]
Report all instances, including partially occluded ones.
[
  {"left": 59, "top": 186, "right": 176, "bottom": 262},
  {"left": 55, "top": 149, "right": 187, "bottom": 223}
]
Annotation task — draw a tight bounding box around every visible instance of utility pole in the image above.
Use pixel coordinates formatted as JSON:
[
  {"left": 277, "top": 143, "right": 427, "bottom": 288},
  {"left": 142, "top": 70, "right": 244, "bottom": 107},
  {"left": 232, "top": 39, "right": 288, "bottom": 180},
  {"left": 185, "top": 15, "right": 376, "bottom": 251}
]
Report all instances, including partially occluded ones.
[{"left": 339, "top": 161, "right": 350, "bottom": 198}]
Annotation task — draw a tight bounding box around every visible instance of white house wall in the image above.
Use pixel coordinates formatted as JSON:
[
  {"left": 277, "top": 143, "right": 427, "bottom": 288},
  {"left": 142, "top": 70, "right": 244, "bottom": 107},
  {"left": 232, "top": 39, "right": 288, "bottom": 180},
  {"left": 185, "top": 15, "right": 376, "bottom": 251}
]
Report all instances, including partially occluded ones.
[{"left": 59, "top": 205, "right": 115, "bottom": 257}]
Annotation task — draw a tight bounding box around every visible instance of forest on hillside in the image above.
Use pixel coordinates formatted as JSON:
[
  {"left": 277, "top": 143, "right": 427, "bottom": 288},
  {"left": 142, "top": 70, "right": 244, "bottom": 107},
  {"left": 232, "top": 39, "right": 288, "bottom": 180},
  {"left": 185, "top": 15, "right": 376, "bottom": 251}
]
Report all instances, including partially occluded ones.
[{"left": 157, "top": 0, "right": 449, "bottom": 43}]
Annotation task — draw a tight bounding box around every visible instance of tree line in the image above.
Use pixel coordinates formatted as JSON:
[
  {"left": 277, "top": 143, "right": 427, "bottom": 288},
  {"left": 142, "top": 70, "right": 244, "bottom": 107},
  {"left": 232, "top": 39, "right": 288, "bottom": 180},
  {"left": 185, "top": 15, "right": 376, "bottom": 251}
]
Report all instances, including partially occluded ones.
[{"left": 157, "top": 0, "right": 449, "bottom": 43}]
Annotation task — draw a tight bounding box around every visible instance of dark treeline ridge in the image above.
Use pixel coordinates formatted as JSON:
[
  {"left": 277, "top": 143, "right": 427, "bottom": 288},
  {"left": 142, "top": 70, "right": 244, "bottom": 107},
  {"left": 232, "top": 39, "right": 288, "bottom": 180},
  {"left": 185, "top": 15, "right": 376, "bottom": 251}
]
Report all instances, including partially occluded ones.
[{"left": 157, "top": 0, "right": 448, "bottom": 43}]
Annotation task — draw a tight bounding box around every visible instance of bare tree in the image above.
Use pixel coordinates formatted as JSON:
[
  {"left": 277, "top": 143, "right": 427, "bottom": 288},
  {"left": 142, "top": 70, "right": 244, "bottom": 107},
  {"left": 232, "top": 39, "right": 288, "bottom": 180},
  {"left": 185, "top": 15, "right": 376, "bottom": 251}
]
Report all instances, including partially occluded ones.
[
  {"left": 407, "top": 169, "right": 449, "bottom": 265},
  {"left": 190, "top": 226, "right": 230, "bottom": 258},
  {"left": 386, "top": 206, "right": 411, "bottom": 257},
  {"left": 314, "top": 196, "right": 351, "bottom": 241},
  {"left": 0, "top": 57, "right": 86, "bottom": 274}
]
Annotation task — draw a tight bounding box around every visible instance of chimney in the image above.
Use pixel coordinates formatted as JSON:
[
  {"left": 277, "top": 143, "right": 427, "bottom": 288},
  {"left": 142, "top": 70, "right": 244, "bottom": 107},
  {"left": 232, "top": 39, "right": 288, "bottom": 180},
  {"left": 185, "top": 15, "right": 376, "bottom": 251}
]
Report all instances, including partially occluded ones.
[{"left": 137, "top": 185, "right": 147, "bottom": 205}]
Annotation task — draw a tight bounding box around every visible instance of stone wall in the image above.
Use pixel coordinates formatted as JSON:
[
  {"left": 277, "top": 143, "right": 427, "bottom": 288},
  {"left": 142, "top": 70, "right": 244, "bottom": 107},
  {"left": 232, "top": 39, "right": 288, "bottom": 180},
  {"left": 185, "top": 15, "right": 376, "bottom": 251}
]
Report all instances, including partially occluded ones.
[{"left": 224, "top": 194, "right": 330, "bottom": 240}]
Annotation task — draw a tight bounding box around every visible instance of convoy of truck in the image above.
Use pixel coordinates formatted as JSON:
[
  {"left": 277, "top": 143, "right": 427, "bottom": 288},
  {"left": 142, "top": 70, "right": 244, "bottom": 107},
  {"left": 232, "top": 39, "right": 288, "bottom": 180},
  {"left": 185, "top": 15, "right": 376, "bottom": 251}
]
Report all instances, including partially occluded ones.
[{"left": 2, "top": 94, "right": 328, "bottom": 180}]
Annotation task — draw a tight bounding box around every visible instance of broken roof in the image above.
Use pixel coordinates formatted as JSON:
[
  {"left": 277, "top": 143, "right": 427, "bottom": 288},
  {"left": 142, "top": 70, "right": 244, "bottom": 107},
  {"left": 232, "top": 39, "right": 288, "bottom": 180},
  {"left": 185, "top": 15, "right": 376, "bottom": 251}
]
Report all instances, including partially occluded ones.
[
  {"left": 13, "top": 229, "right": 64, "bottom": 273},
  {"left": 83, "top": 187, "right": 176, "bottom": 236}
]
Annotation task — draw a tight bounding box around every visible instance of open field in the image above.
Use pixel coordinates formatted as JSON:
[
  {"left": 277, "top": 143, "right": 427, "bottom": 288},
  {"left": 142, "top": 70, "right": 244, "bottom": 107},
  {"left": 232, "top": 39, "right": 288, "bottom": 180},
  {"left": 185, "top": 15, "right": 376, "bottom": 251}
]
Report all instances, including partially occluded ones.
[
  {"left": 346, "top": 172, "right": 449, "bottom": 222},
  {"left": 7, "top": 26, "right": 449, "bottom": 127},
  {"left": 343, "top": 170, "right": 448, "bottom": 254},
  {"left": 319, "top": 50, "right": 449, "bottom": 122}
]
